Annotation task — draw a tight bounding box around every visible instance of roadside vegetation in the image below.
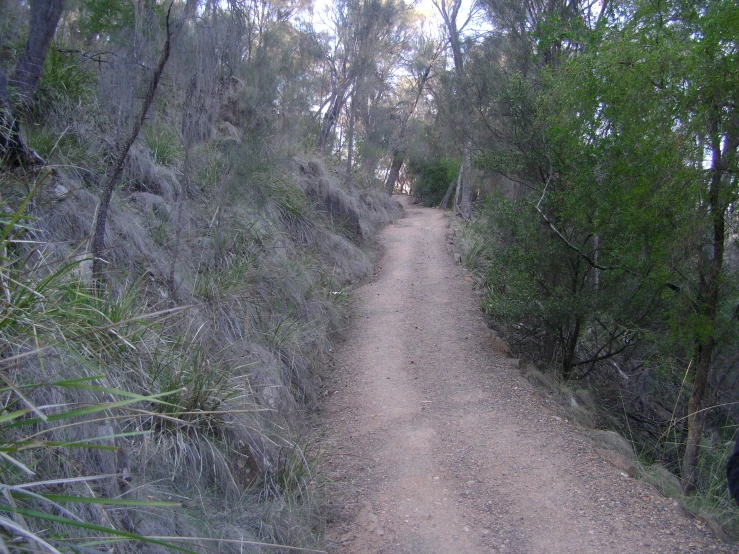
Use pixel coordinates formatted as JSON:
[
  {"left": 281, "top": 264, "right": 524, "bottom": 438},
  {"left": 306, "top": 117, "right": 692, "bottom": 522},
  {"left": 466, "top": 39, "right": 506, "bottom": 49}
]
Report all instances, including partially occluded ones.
[
  {"left": 419, "top": 0, "right": 739, "bottom": 538},
  {"left": 2, "top": 0, "right": 738, "bottom": 549},
  {"left": 0, "top": 0, "right": 406, "bottom": 551}
]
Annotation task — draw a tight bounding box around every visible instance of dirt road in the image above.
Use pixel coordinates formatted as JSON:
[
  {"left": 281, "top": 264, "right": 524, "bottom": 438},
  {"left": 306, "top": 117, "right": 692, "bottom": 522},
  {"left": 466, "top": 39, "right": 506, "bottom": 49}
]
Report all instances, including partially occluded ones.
[{"left": 319, "top": 197, "right": 735, "bottom": 553}]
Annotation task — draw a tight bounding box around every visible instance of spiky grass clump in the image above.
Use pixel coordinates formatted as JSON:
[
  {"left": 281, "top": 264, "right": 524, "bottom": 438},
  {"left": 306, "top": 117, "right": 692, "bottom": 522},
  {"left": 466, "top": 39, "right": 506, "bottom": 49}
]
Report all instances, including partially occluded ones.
[{"left": 0, "top": 182, "right": 186, "bottom": 552}]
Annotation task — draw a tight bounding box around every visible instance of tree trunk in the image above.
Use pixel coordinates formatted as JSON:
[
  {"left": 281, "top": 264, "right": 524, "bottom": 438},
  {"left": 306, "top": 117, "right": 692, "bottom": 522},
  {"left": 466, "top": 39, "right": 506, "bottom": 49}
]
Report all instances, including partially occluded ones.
[
  {"left": 385, "top": 63, "right": 433, "bottom": 196},
  {"left": 12, "top": 0, "right": 65, "bottom": 110},
  {"left": 681, "top": 339, "right": 714, "bottom": 491},
  {"left": 459, "top": 142, "right": 472, "bottom": 220},
  {"left": 561, "top": 318, "right": 581, "bottom": 380},
  {"left": 345, "top": 91, "right": 355, "bottom": 186},
  {"left": 168, "top": 146, "right": 188, "bottom": 299},
  {"left": 91, "top": 4, "right": 174, "bottom": 284},
  {"left": 680, "top": 111, "right": 736, "bottom": 490},
  {"left": 435, "top": 1, "right": 472, "bottom": 219},
  {"left": 385, "top": 149, "right": 404, "bottom": 195},
  {"left": 320, "top": 80, "right": 350, "bottom": 155},
  {"left": 439, "top": 178, "right": 455, "bottom": 210},
  {"left": 681, "top": 144, "right": 728, "bottom": 490},
  {"left": 0, "top": 66, "right": 40, "bottom": 167},
  {"left": 1, "top": 0, "right": 64, "bottom": 167}
]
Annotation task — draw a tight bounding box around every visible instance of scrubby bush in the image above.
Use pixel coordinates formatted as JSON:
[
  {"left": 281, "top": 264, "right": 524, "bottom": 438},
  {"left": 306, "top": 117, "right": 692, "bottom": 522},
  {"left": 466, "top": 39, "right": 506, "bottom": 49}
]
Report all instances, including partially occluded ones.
[{"left": 409, "top": 157, "right": 460, "bottom": 206}]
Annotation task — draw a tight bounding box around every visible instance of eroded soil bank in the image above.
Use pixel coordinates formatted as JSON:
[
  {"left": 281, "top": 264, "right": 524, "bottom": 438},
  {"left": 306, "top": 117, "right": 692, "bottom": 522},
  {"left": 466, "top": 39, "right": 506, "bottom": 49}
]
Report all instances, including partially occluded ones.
[{"left": 318, "top": 196, "right": 736, "bottom": 554}]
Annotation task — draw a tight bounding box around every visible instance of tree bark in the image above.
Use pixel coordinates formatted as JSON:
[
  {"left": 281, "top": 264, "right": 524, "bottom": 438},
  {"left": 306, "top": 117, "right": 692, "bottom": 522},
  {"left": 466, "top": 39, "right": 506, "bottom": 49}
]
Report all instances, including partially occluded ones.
[
  {"left": 459, "top": 142, "right": 472, "bottom": 219},
  {"left": 681, "top": 129, "right": 731, "bottom": 490},
  {"left": 91, "top": 4, "right": 174, "bottom": 284},
  {"left": 680, "top": 105, "right": 738, "bottom": 490},
  {"left": 345, "top": 91, "right": 355, "bottom": 186},
  {"left": 385, "top": 62, "right": 435, "bottom": 195},
  {"left": 439, "top": 178, "right": 456, "bottom": 210},
  {"left": 385, "top": 149, "right": 404, "bottom": 195},
  {"left": 0, "top": 66, "right": 40, "bottom": 167},
  {"left": 1, "top": 0, "right": 64, "bottom": 167},
  {"left": 433, "top": 0, "right": 472, "bottom": 219},
  {"left": 320, "top": 78, "right": 350, "bottom": 155},
  {"left": 13, "top": 0, "right": 66, "bottom": 110},
  {"left": 561, "top": 318, "right": 581, "bottom": 380}
]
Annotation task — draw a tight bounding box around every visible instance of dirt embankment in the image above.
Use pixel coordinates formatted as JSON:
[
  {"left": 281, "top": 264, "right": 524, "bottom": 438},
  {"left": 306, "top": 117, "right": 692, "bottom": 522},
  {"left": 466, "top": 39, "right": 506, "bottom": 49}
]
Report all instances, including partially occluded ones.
[{"left": 318, "top": 196, "right": 736, "bottom": 554}]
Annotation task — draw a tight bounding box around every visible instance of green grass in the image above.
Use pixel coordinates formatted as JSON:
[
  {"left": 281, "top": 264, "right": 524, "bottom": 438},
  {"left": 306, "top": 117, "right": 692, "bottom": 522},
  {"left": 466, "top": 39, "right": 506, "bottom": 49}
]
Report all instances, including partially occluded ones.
[{"left": 143, "top": 124, "right": 185, "bottom": 167}]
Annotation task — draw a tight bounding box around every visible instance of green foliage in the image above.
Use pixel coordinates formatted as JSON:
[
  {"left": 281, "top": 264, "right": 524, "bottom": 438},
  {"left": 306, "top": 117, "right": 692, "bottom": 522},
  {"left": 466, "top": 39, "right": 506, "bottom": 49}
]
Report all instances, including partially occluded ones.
[
  {"left": 147, "top": 340, "right": 244, "bottom": 431},
  {"left": 409, "top": 157, "right": 460, "bottom": 206},
  {"left": 143, "top": 124, "right": 185, "bottom": 167},
  {"left": 0, "top": 186, "right": 194, "bottom": 552},
  {"left": 470, "top": 0, "right": 739, "bottom": 495},
  {"left": 79, "top": 0, "right": 136, "bottom": 37},
  {"left": 26, "top": 125, "right": 91, "bottom": 168},
  {"left": 34, "top": 47, "right": 96, "bottom": 114}
]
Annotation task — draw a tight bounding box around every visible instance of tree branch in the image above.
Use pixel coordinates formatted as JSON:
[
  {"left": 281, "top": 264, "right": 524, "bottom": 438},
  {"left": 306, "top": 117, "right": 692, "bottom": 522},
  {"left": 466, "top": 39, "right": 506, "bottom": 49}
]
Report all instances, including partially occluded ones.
[{"left": 535, "top": 167, "right": 621, "bottom": 272}]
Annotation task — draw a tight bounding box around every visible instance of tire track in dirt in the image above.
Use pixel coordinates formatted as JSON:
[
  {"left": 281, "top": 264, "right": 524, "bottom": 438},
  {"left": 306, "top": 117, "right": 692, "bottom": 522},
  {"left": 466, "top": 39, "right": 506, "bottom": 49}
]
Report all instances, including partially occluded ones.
[{"left": 319, "top": 197, "right": 735, "bottom": 554}]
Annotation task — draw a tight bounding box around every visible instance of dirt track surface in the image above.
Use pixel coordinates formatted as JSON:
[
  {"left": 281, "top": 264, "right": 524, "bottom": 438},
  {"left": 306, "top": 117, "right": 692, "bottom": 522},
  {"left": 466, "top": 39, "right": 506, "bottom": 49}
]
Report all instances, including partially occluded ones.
[{"left": 319, "top": 196, "right": 736, "bottom": 553}]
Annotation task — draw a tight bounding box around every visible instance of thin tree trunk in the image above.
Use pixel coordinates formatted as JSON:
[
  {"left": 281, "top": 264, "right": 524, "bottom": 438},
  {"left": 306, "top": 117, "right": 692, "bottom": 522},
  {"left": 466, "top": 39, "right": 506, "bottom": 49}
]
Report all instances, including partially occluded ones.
[
  {"left": 561, "top": 318, "right": 581, "bottom": 380},
  {"left": 434, "top": 1, "right": 472, "bottom": 219},
  {"left": 168, "top": 146, "right": 188, "bottom": 299},
  {"left": 681, "top": 340, "right": 713, "bottom": 491},
  {"left": 439, "top": 178, "right": 455, "bottom": 210},
  {"left": 345, "top": 92, "right": 355, "bottom": 186},
  {"left": 454, "top": 161, "right": 462, "bottom": 208},
  {"left": 681, "top": 113, "right": 736, "bottom": 490},
  {"left": 459, "top": 142, "right": 472, "bottom": 219},
  {"left": 385, "top": 63, "right": 434, "bottom": 196},
  {"left": 0, "top": 66, "right": 40, "bottom": 167},
  {"left": 1, "top": 0, "right": 64, "bottom": 167},
  {"left": 320, "top": 80, "right": 350, "bottom": 155},
  {"left": 91, "top": 3, "right": 174, "bottom": 284}
]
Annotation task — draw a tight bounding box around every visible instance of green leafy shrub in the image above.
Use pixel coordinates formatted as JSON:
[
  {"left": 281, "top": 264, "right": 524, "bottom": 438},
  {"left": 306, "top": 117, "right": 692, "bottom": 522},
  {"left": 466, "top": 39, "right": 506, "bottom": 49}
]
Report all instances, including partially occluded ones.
[
  {"left": 80, "top": 0, "right": 136, "bottom": 37},
  {"left": 409, "top": 157, "right": 460, "bottom": 206},
  {"left": 34, "top": 47, "right": 96, "bottom": 114}
]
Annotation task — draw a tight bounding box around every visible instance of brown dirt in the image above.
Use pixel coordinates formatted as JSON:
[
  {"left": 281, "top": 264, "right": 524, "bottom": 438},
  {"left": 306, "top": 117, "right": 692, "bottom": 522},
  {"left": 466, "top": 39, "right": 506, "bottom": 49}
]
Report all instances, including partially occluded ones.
[{"left": 318, "top": 196, "right": 737, "bottom": 554}]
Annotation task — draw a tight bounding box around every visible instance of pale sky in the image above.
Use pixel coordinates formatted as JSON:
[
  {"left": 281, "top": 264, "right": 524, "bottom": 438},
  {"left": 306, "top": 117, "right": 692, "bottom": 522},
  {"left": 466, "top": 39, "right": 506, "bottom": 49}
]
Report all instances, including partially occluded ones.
[{"left": 311, "top": 0, "right": 486, "bottom": 37}]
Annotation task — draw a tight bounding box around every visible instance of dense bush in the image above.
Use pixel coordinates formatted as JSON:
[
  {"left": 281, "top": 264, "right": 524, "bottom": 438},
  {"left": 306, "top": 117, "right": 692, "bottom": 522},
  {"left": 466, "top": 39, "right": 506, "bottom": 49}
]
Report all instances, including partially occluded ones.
[{"left": 409, "top": 157, "right": 460, "bottom": 206}]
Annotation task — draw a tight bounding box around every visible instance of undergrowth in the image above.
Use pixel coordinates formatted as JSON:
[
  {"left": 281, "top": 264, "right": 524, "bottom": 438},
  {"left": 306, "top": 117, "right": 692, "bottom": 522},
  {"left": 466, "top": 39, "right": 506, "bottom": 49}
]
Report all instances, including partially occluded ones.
[
  {"left": 0, "top": 131, "right": 401, "bottom": 552},
  {"left": 457, "top": 208, "right": 739, "bottom": 540}
]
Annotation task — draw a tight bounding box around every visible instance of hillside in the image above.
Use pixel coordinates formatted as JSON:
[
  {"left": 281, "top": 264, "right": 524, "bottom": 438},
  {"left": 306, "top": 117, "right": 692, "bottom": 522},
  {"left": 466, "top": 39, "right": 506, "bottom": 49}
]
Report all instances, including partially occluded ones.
[{"left": 2, "top": 0, "right": 739, "bottom": 551}]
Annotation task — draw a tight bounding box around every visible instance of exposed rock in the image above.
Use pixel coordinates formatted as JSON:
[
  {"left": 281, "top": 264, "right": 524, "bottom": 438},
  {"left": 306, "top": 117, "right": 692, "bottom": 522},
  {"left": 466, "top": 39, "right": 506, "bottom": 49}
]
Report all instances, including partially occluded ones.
[
  {"left": 491, "top": 332, "right": 512, "bottom": 357},
  {"left": 53, "top": 183, "right": 69, "bottom": 200},
  {"left": 640, "top": 463, "right": 683, "bottom": 498},
  {"left": 586, "top": 429, "right": 636, "bottom": 461},
  {"left": 595, "top": 447, "right": 636, "bottom": 477}
]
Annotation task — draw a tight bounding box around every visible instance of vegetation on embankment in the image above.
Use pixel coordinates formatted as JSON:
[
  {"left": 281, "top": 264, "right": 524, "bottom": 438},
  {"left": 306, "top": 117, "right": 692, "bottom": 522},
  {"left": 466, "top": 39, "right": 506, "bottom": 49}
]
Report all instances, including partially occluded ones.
[
  {"left": 0, "top": 2, "right": 403, "bottom": 551},
  {"left": 405, "top": 0, "right": 739, "bottom": 538}
]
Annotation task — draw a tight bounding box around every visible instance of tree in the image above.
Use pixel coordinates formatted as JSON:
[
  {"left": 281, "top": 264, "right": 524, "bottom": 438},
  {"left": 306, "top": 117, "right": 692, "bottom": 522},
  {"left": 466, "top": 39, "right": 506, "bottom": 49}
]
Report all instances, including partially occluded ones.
[
  {"left": 384, "top": 35, "right": 440, "bottom": 194},
  {"left": 0, "top": 0, "right": 65, "bottom": 167},
  {"left": 542, "top": 0, "right": 739, "bottom": 491},
  {"left": 474, "top": 0, "right": 738, "bottom": 490},
  {"left": 91, "top": 2, "right": 175, "bottom": 282},
  {"left": 432, "top": 0, "right": 476, "bottom": 218},
  {"left": 315, "top": 0, "right": 411, "bottom": 171}
]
